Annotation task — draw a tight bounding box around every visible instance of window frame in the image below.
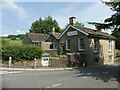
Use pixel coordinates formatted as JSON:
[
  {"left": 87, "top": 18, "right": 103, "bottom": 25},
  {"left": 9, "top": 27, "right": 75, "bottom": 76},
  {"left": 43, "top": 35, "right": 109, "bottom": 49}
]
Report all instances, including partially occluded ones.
[
  {"left": 78, "top": 38, "right": 85, "bottom": 51},
  {"left": 108, "top": 40, "right": 112, "bottom": 52},
  {"left": 94, "top": 38, "right": 99, "bottom": 52},
  {"left": 66, "top": 39, "right": 70, "bottom": 50}
]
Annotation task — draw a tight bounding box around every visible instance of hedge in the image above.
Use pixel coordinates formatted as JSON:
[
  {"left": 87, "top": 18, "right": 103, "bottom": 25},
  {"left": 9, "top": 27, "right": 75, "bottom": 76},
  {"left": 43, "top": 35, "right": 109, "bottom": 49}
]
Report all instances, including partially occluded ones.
[{"left": 2, "top": 45, "right": 44, "bottom": 61}]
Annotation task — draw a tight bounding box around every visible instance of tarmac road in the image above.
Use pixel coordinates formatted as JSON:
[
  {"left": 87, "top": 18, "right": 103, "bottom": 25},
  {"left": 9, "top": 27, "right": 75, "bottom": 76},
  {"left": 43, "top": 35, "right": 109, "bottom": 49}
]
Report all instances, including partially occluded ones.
[{"left": 1, "top": 65, "right": 119, "bottom": 88}]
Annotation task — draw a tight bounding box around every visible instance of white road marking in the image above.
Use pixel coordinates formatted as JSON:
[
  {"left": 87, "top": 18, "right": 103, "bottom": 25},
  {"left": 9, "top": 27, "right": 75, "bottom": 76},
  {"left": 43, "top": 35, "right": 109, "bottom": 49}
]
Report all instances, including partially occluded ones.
[
  {"left": 0, "top": 71, "right": 23, "bottom": 74},
  {"left": 47, "top": 83, "right": 61, "bottom": 88}
]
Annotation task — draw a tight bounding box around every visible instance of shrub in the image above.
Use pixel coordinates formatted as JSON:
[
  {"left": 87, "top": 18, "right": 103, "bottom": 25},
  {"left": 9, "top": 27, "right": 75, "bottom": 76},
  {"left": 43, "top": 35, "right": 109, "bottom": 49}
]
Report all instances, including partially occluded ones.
[{"left": 2, "top": 45, "right": 44, "bottom": 61}]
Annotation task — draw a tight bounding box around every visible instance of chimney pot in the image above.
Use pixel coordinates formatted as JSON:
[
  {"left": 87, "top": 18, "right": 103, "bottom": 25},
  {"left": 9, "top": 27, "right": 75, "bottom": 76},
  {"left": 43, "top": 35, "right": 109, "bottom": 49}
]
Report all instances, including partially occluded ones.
[{"left": 52, "top": 27, "right": 55, "bottom": 34}]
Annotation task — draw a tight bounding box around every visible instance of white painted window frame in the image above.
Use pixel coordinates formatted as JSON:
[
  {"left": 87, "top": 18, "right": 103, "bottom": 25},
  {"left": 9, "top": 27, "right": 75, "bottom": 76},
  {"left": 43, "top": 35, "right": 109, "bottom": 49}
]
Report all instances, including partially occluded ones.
[
  {"left": 108, "top": 40, "right": 112, "bottom": 52},
  {"left": 78, "top": 38, "right": 85, "bottom": 51},
  {"left": 66, "top": 39, "right": 70, "bottom": 50}
]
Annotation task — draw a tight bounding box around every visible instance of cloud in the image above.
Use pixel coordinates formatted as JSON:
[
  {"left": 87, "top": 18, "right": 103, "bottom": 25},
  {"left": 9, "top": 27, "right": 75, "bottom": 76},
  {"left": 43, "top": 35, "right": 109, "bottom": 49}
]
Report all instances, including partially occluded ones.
[
  {"left": 2, "top": 34, "right": 8, "bottom": 37},
  {"left": 16, "top": 29, "right": 25, "bottom": 34},
  {"left": 53, "top": 2, "right": 113, "bottom": 29},
  {"left": 2, "top": 1, "right": 28, "bottom": 20}
]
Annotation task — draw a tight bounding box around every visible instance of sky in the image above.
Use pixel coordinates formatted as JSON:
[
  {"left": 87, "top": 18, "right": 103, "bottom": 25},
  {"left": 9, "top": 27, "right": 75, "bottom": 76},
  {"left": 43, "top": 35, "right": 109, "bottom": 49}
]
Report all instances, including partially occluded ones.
[{"left": 0, "top": 0, "right": 114, "bottom": 37}]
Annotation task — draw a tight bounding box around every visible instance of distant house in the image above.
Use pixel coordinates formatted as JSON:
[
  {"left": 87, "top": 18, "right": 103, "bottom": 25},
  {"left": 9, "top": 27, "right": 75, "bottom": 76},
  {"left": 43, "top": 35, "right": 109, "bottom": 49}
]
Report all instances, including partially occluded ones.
[
  {"left": 47, "top": 17, "right": 115, "bottom": 65},
  {"left": 22, "top": 33, "right": 51, "bottom": 50}
]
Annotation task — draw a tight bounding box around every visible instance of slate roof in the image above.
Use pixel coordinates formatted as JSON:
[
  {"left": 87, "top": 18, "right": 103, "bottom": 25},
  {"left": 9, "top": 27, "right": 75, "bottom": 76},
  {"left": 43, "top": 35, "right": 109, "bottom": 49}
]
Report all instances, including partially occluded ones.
[
  {"left": 27, "top": 33, "right": 48, "bottom": 42},
  {"left": 74, "top": 25, "right": 115, "bottom": 39},
  {"left": 51, "top": 32, "right": 61, "bottom": 39}
]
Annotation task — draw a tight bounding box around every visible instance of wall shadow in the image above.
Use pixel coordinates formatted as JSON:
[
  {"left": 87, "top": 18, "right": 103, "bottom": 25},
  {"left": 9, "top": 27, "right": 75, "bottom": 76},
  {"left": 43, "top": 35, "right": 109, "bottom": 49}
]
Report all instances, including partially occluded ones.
[{"left": 73, "top": 65, "right": 120, "bottom": 83}]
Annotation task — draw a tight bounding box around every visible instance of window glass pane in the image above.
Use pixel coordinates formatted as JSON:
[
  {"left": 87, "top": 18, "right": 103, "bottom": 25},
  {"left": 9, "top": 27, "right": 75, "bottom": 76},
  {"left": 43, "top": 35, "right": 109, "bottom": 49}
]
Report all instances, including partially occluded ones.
[
  {"left": 78, "top": 38, "right": 84, "bottom": 50},
  {"left": 94, "top": 39, "right": 99, "bottom": 52},
  {"left": 66, "top": 39, "right": 70, "bottom": 50},
  {"left": 109, "top": 41, "right": 112, "bottom": 51}
]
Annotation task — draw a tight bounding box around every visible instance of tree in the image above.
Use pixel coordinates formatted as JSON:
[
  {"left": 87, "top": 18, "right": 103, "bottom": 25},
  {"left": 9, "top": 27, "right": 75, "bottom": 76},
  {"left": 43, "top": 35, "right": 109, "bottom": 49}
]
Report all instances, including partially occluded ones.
[
  {"left": 75, "top": 21, "right": 84, "bottom": 27},
  {"left": 88, "top": 1, "right": 120, "bottom": 49},
  {"left": 29, "top": 16, "right": 62, "bottom": 34},
  {"left": 63, "top": 21, "right": 84, "bottom": 30}
]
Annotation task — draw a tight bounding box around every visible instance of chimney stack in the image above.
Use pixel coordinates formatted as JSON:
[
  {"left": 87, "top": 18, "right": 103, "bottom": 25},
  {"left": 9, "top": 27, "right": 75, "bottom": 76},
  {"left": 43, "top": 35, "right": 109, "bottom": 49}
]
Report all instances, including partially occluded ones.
[
  {"left": 52, "top": 27, "right": 55, "bottom": 34},
  {"left": 69, "top": 17, "right": 76, "bottom": 25}
]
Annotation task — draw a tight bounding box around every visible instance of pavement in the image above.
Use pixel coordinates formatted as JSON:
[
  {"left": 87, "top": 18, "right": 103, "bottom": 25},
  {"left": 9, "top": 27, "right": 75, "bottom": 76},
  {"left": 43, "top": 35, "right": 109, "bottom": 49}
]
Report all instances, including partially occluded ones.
[
  {"left": 0, "top": 67, "right": 73, "bottom": 71},
  {"left": 0, "top": 71, "right": 23, "bottom": 75},
  {"left": 1, "top": 65, "right": 119, "bottom": 88}
]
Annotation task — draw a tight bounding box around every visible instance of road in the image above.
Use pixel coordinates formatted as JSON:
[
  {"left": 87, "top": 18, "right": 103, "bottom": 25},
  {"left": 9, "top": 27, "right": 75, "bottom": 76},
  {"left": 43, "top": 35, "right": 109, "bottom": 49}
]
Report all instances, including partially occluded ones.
[{"left": 2, "top": 65, "right": 119, "bottom": 88}]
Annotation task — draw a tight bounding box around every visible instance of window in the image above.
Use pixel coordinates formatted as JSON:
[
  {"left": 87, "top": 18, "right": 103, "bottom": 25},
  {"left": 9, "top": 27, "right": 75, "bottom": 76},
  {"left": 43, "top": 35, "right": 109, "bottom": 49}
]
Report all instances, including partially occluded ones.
[
  {"left": 66, "top": 39, "right": 70, "bottom": 50},
  {"left": 94, "top": 39, "right": 99, "bottom": 52},
  {"left": 78, "top": 38, "right": 85, "bottom": 50},
  {"left": 109, "top": 41, "right": 112, "bottom": 51}
]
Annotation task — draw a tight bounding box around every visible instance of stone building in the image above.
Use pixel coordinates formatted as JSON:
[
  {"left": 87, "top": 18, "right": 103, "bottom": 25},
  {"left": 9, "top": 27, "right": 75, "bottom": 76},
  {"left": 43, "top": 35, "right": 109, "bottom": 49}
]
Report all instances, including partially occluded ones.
[
  {"left": 22, "top": 33, "right": 51, "bottom": 50},
  {"left": 47, "top": 17, "right": 115, "bottom": 66}
]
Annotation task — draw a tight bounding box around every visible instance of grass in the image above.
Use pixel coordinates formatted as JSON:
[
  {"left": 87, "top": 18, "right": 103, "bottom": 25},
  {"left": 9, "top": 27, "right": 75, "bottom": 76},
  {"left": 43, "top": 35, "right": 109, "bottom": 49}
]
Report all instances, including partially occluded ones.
[
  {"left": 1, "top": 38, "right": 22, "bottom": 46},
  {"left": 9, "top": 39, "right": 22, "bottom": 46}
]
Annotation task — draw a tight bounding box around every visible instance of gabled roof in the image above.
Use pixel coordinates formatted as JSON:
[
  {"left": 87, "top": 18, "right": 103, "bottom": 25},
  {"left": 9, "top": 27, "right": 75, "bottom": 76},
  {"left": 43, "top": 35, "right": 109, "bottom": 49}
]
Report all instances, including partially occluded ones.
[
  {"left": 58, "top": 25, "right": 115, "bottom": 40},
  {"left": 46, "top": 32, "right": 61, "bottom": 40},
  {"left": 74, "top": 25, "right": 115, "bottom": 39},
  {"left": 27, "top": 33, "right": 48, "bottom": 42}
]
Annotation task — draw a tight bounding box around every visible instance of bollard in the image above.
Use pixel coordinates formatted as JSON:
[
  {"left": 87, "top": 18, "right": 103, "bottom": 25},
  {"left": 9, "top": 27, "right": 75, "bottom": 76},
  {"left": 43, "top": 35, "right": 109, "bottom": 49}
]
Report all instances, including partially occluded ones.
[
  {"left": 34, "top": 58, "right": 37, "bottom": 70},
  {"left": 9, "top": 57, "right": 12, "bottom": 68},
  {"left": 83, "top": 62, "right": 85, "bottom": 68}
]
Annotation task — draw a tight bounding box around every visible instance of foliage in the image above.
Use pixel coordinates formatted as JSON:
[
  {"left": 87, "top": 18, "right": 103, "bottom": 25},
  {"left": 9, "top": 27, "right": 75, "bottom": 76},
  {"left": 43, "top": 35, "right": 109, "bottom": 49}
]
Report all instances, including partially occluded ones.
[
  {"left": 2, "top": 39, "right": 22, "bottom": 46},
  {"left": 64, "top": 21, "right": 84, "bottom": 30},
  {"left": 8, "top": 34, "right": 25, "bottom": 40},
  {"left": 116, "top": 49, "right": 120, "bottom": 54},
  {"left": 88, "top": 1, "right": 120, "bottom": 31},
  {"left": 11, "top": 36, "right": 16, "bottom": 40},
  {"left": 2, "top": 45, "right": 44, "bottom": 61},
  {"left": 1, "top": 39, "right": 10, "bottom": 46},
  {"left": 58, "top": 46, "right": 64, "bottom": 55},
  {"left": 75, "top": 21, "right": 84, "bottom": 27},
  {"left": 1, "top": 38, "right": 44, "bottom": 61},
  {"left": 88, "top": 1, "right": 120, "bottom": 49},
  {"left": 29, "top": 16, "right": 62, "bottom": 34},
  {"left": 112, "top": 30, "right": 120, "bottom": 49}
]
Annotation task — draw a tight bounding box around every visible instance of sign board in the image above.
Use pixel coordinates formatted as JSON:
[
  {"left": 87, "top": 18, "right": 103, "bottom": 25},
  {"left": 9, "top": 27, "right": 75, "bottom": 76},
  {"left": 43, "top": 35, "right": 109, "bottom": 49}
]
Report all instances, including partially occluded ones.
[
  {"left": 41, "top": 57, "right": 49, "bottom": 67},
  {"left": 67, "top": 31, "right": 78, "bottom": 36}
]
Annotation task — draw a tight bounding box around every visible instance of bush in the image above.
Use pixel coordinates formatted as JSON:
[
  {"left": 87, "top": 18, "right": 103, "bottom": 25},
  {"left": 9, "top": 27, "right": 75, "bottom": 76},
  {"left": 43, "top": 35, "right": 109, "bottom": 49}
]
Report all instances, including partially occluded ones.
[{"left": 2, "top": 45, "right": 44, "bottom": 61}]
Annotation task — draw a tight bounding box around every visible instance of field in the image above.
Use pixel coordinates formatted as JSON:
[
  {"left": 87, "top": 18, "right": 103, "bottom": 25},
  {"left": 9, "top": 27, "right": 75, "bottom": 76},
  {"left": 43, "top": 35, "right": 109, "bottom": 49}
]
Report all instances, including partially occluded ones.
[{"left": 1, "top": 38, "right": 22, "bottom": 46}]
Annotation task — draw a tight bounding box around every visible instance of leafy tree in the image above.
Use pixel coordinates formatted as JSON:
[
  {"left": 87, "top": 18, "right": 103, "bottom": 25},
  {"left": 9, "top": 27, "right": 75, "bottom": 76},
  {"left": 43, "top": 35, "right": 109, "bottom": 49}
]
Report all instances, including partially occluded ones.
[
  {"left": 88, "top": 1, "right": 120, "bottom": 49},
  {"left": 8, "top": 34, "right": 25, "bottom": 40},
  {"left": 63, "top": 21, "right": 84, "bottom": 30},
  {"left": 29, "top": 16, "right": 62, "bottom": 34},
  {"left": 11, "top": 36, "right": 16, "bottom": 40},
  {"left": 75, "top": 21, "right": 84, "bottom": 27}
]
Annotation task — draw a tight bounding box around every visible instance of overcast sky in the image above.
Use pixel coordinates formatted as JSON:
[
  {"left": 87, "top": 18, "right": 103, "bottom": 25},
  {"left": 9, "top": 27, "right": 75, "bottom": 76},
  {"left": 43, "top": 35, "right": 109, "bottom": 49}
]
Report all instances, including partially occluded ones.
[{"left": 0, "top": 0, "right": 114, "bottom": 36}]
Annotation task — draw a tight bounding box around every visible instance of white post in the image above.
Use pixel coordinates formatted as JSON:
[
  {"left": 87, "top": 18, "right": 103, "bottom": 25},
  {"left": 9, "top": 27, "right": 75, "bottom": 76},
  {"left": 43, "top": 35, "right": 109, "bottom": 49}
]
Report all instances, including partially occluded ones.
[
  {"left": 34, "top": 58, "right": 37, "bottom": 70},
  {"left": 9, "top": 57, "right": 12, "bottom": 68}
]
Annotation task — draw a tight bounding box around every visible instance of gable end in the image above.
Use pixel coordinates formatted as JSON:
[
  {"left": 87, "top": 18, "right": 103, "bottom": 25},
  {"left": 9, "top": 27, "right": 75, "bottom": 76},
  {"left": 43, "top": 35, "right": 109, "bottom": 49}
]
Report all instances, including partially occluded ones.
[{"left": 58, "top": 25, "right": 89, "bottom": 39}]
